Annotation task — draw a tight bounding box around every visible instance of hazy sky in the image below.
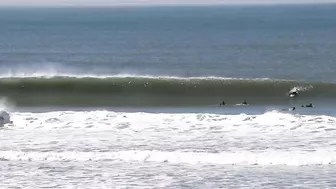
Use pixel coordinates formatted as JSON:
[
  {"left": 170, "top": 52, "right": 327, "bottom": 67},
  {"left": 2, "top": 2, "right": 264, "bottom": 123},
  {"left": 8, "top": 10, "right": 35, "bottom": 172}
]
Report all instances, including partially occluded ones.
[{"left": 1, "top": 0, "right": 336, "bottom": 6}]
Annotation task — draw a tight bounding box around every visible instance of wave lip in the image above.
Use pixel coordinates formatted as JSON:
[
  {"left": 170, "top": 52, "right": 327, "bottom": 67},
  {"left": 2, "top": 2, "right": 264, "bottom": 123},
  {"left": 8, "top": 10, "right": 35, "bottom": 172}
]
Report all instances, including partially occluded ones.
[
  {"left": 0, "top": 72, "right": 273, "bottom": 80},
  {"left": 1, "top": 150, "right": 335, "bottom": 166}
]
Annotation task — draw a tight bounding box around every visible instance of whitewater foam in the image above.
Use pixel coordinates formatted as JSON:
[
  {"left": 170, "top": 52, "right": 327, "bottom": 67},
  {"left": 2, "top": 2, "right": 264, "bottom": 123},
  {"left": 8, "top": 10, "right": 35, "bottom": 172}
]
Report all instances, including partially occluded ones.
[
  {"left": 1, "top": 149, "right": 336, "bottom": 166},
  {"left": 6, "top": 110, "right": 336, "bottom": 135},
  {"left": 0, "top": 96, "right": 16, "bottom": 111},
  {"left": 289, "top": 85, "right": 314, "bottom": 94},
  {"left": 2, "top": 110, "right": 336, "bottom": 168}
]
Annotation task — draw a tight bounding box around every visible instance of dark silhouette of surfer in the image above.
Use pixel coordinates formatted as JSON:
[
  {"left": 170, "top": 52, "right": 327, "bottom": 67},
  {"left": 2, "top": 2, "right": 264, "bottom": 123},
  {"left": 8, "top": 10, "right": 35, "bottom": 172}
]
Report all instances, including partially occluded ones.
[
  {"left": 220, "top": 101, "right": 226, "bottom": 106},
  {"left": 301, "top": 103, "right": 314, "bottom": 108},
  {"left": 282, "top": 107, "right": 295, "bottom": 111},
  {"left": 235, "top": 100, "right": 249, "bottom": 106}
]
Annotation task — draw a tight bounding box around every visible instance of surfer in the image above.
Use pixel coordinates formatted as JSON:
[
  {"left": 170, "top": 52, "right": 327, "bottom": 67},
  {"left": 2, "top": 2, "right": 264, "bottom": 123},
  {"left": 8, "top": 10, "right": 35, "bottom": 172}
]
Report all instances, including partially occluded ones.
[
  {"left": 234, "top": 100, "right": 249, "bottom": 106},
  {"left": 301, "top": 103, "right": 314, "bottom": 108},
  {"left": 289, "top": 91, "right": 298, "bottom": 98},
  {"left": 220, "top": 101, "right": 226, "bottom": 106},
  {"left": 282, "top": 107, "right": 295, "bottom": 111}
]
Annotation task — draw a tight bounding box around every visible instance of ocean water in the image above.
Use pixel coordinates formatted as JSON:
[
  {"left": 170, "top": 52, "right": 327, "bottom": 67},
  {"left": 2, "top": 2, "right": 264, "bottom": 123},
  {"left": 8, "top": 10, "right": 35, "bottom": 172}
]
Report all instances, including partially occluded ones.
[{"left": 0, "top": 4, "right": 336, "bottom": 188}]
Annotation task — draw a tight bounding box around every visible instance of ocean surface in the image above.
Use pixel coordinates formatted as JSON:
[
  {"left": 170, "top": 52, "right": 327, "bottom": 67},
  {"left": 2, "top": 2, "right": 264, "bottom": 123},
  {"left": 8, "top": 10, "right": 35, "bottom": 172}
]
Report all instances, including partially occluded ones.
[{"left": 0, "top": 4, "right": 336, "bottom": 188}]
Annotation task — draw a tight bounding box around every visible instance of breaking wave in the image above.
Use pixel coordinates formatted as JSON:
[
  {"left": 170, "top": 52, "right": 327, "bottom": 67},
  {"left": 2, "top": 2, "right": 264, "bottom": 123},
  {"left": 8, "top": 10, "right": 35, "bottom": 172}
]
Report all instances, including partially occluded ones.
[{"left": 0, "top": 75, "right": 333, "bottom": 107}]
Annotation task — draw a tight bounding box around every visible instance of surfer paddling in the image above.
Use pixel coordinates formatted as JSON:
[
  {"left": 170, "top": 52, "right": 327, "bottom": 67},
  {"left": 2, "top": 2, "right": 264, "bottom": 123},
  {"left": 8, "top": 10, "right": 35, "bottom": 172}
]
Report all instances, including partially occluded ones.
[
  {"left": 219, "top": 101, "right": 226, "bottom": 106},
  {"left": 301, "top": 103, "right": 314, "bottom": 108},
  {"left": 281, "top": 107, "right": 296, "bottom": 111},
  {"left": 235, "top": 100, "right": 249, "bottom": 106},
  {"left": 219, "top": 100, "right": 249, "bottom": 106}
]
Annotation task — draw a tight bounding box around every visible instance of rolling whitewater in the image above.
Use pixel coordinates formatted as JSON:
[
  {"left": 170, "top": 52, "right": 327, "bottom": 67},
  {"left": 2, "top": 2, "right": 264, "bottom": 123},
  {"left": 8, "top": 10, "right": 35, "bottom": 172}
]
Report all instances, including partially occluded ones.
[{"left": 1, "top": 4, "right": 336, "bottom": 188}]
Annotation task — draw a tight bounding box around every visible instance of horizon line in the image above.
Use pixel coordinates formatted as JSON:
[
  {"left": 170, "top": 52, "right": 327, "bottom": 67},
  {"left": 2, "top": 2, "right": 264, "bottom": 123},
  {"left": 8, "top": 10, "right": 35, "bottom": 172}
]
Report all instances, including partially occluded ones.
[{"left": 0, "top": 1, "right": 335, "bottom": 8}]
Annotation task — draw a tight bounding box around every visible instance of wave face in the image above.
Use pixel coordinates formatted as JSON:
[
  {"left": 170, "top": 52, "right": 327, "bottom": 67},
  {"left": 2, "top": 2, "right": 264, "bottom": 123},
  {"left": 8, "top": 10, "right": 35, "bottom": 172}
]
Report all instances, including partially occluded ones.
[{"left": 0, "top": 76, "right": 334, "bottom": 107}]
